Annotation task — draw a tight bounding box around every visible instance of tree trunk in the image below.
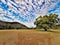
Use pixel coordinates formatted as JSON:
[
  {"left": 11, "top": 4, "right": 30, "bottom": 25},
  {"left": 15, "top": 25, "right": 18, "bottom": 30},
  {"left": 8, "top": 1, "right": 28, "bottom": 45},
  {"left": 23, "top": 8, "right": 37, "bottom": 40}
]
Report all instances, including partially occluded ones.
[{"left": 44, "top": 28, "right": 47, "bottom": 31}]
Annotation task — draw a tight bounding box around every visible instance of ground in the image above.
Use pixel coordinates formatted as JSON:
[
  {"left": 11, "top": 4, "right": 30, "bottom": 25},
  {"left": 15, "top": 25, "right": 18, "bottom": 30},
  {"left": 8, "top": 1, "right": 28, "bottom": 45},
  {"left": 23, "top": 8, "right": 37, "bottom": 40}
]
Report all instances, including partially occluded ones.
[{"left": 0, "top": 29, "right": 60, "bottom": 45}]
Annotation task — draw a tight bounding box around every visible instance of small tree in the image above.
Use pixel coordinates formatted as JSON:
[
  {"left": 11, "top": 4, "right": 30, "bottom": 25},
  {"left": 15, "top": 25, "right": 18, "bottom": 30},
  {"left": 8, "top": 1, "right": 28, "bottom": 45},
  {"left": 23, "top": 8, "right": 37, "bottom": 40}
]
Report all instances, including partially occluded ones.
[{"left": 34, "top": 14, "right": 59, "bottom": 31}]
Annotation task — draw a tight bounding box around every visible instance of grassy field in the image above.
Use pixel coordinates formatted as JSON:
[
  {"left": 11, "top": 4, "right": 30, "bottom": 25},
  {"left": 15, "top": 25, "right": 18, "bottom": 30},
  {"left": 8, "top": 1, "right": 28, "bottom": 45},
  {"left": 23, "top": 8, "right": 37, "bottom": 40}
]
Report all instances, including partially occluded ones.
[{"left": 0, "top": 29, "right": 60, "bottom": 45}]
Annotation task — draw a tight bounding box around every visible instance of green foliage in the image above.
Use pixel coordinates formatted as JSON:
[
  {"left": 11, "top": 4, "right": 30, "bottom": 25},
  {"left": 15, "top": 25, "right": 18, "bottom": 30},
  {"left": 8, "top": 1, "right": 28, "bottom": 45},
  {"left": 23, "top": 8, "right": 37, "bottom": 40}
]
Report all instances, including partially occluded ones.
[{"left": 34, "top": 14, "right": 59, "bottom": 31}]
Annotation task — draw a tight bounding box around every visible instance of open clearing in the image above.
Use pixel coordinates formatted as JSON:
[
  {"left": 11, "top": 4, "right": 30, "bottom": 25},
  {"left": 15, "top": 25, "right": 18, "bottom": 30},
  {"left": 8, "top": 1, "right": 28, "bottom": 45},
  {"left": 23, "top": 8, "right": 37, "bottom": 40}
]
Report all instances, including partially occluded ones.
[{"left": 0, "top": 29, "right": 60, "bottom": 45}]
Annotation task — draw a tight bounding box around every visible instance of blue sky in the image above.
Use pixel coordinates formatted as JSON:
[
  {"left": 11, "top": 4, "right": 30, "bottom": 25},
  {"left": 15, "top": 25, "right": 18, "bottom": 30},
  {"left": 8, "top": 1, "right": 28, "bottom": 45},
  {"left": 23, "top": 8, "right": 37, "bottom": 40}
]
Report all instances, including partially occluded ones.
[
  {"left": 48, "top": 1, "right": 60, "bottom": 17},
  {"left": 0, "top": 0, "right": 60, "bottom": 27}
]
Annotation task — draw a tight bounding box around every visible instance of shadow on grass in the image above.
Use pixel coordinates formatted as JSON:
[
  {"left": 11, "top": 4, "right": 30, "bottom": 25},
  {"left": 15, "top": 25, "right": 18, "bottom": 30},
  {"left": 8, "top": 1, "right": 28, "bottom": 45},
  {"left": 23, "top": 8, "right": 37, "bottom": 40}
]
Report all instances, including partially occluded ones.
[
  {"left": 35, "top": 29, "right": 60, "bottom": 33},
  {"left": 47, "top": 29, "right": 60, "bottom": 33}
]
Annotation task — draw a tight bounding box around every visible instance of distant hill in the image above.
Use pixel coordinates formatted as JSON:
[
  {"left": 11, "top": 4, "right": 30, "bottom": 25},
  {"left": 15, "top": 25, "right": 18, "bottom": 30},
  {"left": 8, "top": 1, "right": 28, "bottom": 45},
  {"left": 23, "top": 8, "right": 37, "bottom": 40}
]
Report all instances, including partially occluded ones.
[{"left": 0, "top": 20, "right": 28, "bottom": 29}]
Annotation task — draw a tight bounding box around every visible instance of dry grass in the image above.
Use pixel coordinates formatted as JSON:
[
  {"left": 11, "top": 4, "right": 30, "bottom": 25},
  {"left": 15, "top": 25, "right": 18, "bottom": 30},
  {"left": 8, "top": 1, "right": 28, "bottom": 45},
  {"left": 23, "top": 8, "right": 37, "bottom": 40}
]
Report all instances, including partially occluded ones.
[{"left": 0, "top": 29, "right": 60, "bottom": 45}]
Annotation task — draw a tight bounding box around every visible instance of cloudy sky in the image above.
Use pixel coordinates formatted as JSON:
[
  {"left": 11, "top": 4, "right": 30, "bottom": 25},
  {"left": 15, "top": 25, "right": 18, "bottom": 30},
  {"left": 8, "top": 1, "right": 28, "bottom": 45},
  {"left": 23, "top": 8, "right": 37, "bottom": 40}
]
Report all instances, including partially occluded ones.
[{"left": 0, "top": 0, "right": 60, "bottom": 27}]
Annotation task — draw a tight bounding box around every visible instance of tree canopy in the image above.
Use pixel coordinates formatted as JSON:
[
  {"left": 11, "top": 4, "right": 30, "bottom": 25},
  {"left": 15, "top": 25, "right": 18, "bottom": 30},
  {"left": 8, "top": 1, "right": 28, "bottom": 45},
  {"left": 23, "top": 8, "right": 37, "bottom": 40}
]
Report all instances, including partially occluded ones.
[{"left": 34, "top": 14, "right": 60, "bottom": 31}]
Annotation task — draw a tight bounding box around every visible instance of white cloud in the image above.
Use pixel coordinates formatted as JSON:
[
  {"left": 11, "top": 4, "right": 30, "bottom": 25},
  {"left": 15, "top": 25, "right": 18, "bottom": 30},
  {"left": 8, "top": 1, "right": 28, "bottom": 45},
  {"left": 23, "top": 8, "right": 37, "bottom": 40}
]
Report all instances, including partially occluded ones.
[{"left": 0, "top": 0, "right": 60, "bottom": 27}]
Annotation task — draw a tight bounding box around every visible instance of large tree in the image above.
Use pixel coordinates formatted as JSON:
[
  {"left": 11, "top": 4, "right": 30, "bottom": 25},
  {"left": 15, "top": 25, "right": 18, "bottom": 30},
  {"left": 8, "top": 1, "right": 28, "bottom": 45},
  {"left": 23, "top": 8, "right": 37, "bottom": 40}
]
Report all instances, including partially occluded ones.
[{"left": 34, "top": 14, "right": 59, "bottom": 31}]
